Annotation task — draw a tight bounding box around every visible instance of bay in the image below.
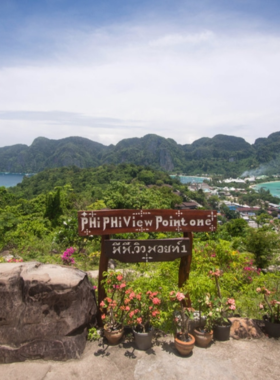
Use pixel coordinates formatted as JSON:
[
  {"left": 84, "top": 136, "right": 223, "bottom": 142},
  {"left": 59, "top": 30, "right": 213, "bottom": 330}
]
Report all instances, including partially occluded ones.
[
  {"left": 170, "top": 175, "right": 209, "bottom": 184},
  {"left": 0, "top": 173, "right": 33, "bottom": 188},
  {"left": 253, "top": 181, "right": 280, "bottom": 199}
]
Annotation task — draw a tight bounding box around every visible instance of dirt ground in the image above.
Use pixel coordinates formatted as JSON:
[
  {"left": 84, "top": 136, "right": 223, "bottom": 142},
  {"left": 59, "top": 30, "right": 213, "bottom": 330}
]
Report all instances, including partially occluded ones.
[{"left": 1, "top": 335, "right": 279, "bottom": 380}]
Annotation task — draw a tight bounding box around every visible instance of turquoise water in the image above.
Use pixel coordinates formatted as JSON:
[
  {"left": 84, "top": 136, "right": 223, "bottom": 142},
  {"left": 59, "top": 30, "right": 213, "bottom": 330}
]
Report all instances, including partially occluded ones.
[
  {"left": 253, "top": 181, "right": 280, "bottom": 199},
  {"left": 0, "top": 173, "right": 33, "bottom": 188},
  {"left": 171, "top": 175, "right": 209, "bottom": 184}
]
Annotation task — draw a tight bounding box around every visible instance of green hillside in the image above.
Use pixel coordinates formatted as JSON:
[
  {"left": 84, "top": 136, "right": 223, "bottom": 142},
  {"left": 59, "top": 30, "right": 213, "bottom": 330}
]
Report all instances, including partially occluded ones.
[{"left": 1, "top": 132, "right": 280, "bottom": 176}]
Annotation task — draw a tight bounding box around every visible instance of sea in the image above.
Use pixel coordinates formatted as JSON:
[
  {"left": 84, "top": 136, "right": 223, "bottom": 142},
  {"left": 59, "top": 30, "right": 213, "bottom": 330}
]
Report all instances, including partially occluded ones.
[
  {"left": 253, "top": 181, "right": 280, "bottom": 199},
  {"left": 0, "top": 173, "right": 34, "bottom": 188},
  {"left": 170, "top": 175, "right": 210, "bottom": 184}
]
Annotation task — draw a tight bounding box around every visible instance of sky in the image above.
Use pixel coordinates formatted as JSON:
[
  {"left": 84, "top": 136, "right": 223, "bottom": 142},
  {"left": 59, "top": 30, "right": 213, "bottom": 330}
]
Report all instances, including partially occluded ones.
[{"left": 1, "top": 0, "right": 280, "bottom": 148}]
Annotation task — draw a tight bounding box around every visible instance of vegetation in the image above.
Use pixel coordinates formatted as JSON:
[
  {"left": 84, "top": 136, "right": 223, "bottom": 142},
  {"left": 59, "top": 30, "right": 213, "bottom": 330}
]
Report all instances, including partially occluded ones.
[
  {"left": 0, "top": 163, "right": 280, "bottom": 329},
  {"left": 2, "top": 131, "right": 280, "bottom": 177}
]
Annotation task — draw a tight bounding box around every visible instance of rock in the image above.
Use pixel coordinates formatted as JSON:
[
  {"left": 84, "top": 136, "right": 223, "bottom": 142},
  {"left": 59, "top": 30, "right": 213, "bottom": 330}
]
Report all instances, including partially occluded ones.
[
  {"left": 0, "top": 250, "right": 14, "bottom": 262},
  {"left": 0, "top": 262, "right": 97, "bottom": 363},
  {"left": 229, "top": 317, "right": 263, "bottom": 339},
  {"left": 108, "top": 259, "right": 116, "bottom": 269},
  {"left": 262, "top": 265, "right": 280, "bottom": 273}
]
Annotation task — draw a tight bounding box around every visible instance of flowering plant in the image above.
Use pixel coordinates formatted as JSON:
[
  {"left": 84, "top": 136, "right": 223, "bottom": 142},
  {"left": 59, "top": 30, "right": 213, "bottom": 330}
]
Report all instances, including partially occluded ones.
[
  {"left": 126, "top": 289, "right": 162, "bottom": 333},
  {"left": 169, "top": 290, "right": 194, "bottom": 341},
  {"left": 208, "top": 269, "right": 236, "bottom": 326},
  {"left": 257, "top": 287, "right": 280, "bottom": 323},
  {"left": 61, "top": 247, "right": 75, "bottom": 265},
  {"left": 197, "top": 294, "right": 215, "bottom": 332},
  {"left": 7, "top": 258, "right": 24, "bottom": 263},
  {"left": 100, "top": 271, "right": 131, "bottom": 331}
]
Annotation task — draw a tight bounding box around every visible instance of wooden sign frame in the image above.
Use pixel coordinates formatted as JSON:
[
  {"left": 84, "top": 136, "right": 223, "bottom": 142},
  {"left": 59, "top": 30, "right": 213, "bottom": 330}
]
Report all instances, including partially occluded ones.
[{"left": 78, "top": 209, "right": 217, "bottom": 313}]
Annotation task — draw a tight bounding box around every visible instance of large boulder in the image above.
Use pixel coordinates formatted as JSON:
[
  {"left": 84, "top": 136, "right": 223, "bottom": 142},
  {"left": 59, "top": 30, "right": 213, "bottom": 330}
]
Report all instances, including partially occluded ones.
[
  {"left": 0, "top": 262, "right": 97, "bottom": 363},
  {"left": 229, "top": 317, "right": 263, "bottom": 339}
]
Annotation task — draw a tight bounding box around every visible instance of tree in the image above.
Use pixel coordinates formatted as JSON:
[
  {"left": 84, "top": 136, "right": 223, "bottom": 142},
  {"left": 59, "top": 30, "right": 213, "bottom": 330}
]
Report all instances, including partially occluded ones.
[
  {"left": 44, "top": 188, "right": 63, "bottom": 227},
  {"left": 207, "top": 195, "right": 220, "bottom": 210},
  {"left": 225, "top": 218, "right": 249, "bottom": 237},
  {"left": 245, "top": 229, "right": 278, "bottom": 268}
]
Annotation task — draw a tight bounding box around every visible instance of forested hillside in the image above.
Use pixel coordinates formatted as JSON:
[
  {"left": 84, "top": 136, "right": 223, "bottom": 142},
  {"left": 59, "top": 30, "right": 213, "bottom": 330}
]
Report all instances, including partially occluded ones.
[
  {"left": 1, "top": 132, "right": 280, "bottom": 176},
  {"left": 1, "top": 163, "right": 280, "bottom": 325}
]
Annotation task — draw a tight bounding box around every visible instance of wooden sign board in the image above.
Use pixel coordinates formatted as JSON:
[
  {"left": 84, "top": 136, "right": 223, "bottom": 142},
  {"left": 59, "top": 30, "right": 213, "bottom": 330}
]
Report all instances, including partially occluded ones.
[
  {"left": 78, "top": 209, "right": 217, "bottom": 236},
  {"left": 104, "top": 238, "right": 190, "bottom": 263}
]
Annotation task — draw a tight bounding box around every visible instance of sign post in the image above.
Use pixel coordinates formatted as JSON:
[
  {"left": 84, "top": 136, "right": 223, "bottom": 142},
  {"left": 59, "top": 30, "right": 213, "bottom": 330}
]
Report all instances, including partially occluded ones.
[{"left": 78, "top": 209, "right": 217, "bottom": 311}]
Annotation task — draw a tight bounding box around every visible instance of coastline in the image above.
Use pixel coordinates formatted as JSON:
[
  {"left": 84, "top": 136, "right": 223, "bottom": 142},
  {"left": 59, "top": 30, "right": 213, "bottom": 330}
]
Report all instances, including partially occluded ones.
[{"left": 252, "top": 181, "right": 280, "bottom": 199}]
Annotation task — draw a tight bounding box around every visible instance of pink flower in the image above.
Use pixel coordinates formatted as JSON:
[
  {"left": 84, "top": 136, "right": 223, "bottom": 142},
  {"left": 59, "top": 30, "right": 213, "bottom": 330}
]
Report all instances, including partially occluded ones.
[
  {"left": 117, "top": 275, "right": 123, "bottom": 281},
  {"left": 227, "top": 298, "right": 235, "bottom": 305},
  {"left": 229, "top": 305, "right": 236, "bottom": 310},
  {"left": 101, "top": 314, "right": 106, "bottom": 320},
  {"left": 120, "top": 283, "right": 126, "bottom": 288},
  {"left": 129, "top": 292, "right": 136, "bottom": 300},
  {"left": 209, "top": 269, "right": 222, "bottom": 277},
  {"left": 125, "top": 306, "right": 130, "bottom": 311},
  {"left": 100, "top": 300, "right": 105, "bottom": 307},
  {"left": 129, "top": 311, "right": 135, "bottom": 318},
  {"left": 176, "top": 292, "right": 185, "bottom": 301},
  {"left": 136, "top": 317, "right": 142, "bottom": 324},
  {"left": 152, "top": 297, "right": 161, "bottom": 305}
]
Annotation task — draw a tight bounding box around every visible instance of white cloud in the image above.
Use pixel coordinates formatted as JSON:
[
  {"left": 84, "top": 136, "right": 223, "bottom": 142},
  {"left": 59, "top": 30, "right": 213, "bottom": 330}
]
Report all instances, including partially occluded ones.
[
  {"left": 149, "top": 31, "right": 215, "bottom": 47},
  {"left": 1, "top": 20, "right": 280, "bottom": 147}
]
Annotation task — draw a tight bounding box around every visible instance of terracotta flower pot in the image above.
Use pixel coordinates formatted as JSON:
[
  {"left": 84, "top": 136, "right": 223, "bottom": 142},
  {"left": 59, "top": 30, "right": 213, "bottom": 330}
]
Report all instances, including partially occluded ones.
[
  {"left": 104, "top": 325, "right": 124, "bottom": 345},
  {"left": 193, "top": 328, "right": 213, "bottom": 348},
  {"left": 174, "top": 333, "right": 195, "bottom": 356}
]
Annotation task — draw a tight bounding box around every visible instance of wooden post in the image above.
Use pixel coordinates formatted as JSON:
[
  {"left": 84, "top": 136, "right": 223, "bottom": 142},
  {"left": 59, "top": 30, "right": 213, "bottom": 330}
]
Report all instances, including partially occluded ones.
[
  {"left": 179, "top": 232, "right": 193, "bottom": 307},
  {"left": 97, "top": 234, "right": 109, "bottom": 325}
]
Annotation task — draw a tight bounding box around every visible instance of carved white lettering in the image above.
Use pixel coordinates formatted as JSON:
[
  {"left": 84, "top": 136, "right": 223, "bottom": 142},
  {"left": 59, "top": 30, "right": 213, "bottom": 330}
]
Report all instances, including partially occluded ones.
[
  {"left": 137, "top": 220, "right": 143, "bottom": 227},
  {"left": 123, "top": 216, "right": 131, "bottom": 226},
  {"left": 81, "top": 217, "right": 88, "bottom": 231},
  {"left": 113, "top": 246, "right": 121, "bottom": 254},
  {"left": 103, "top": 217, "right": 110, "bottom": 231},
  {"left": 162, "top": 220, "right": 169, "bottom": 227},
  {"left": 111, "top": 217, "right": 118, "bottom": 228},
  {"left": 156, "top": 216, "right": 163, "bottom": 229},
  {"left": 181, "top": 218, "right": 188, "bottom": 226},
  {"left": 144, "top": 219, "right": 153, "bottom": 227}
]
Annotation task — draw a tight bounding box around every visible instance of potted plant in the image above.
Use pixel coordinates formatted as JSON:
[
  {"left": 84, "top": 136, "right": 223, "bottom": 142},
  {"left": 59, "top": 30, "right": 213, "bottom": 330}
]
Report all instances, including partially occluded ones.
[
  {"left": 169, "top": 290, "right": 195, "bottom": 356},
  {"left": 257, "top": 286, "right": 280, "bottom": 337},
  {"left": 209, "top": 269, "right": 236, "bottom": 341},
  {"left": 193, "top": 294, "right": 214, "bottom": 348},
  {"left": 100, "top": 271, "right": 131, "bottom": 345},
  {"left": 126, "top": 289, "right": 162, "bottom": 350}
]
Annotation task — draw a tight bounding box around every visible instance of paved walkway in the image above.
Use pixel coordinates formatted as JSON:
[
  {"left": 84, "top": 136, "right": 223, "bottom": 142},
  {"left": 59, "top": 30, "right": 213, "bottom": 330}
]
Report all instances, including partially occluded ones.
[{"left": 1, "top": 335, "right": 279, "bottom": 380}]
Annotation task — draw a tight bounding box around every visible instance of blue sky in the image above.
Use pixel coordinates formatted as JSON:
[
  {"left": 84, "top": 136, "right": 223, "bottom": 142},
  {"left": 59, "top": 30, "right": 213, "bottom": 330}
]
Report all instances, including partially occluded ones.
[{"left": 1, "top": 0, "right": 280, "bottom": 147}]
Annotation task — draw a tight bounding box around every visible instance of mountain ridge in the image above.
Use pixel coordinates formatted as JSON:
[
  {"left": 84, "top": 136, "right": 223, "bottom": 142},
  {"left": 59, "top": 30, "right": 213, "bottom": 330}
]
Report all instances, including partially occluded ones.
[{"left": 1, "top": 132, "right": 280, "bottom": 177}]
